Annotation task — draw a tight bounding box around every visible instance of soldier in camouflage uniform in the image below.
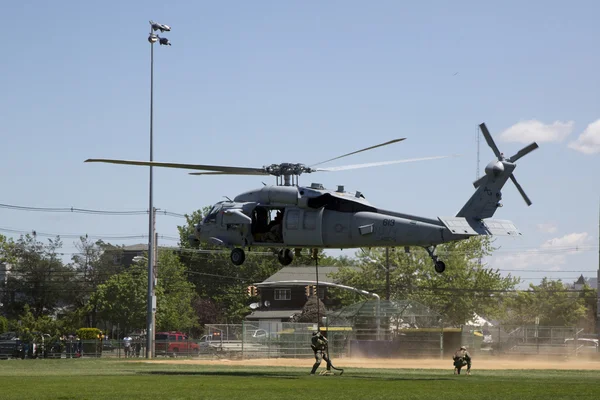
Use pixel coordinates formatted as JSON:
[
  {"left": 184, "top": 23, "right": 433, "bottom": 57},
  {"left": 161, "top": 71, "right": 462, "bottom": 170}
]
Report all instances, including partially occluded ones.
[
  {"left": 453, "top": 345, "right": 472, "bottom": 375},
  {"left": 310, "top": 331, "right": 333, "bottom": 375}
]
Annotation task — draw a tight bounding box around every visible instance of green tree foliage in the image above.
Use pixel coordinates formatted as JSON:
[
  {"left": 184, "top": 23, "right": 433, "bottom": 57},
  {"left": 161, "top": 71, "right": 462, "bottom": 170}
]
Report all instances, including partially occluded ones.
[
  {"left": 155, "top": 250, "right": 197, "bottom": 332},
  {"left": 0, "top": 316, "right": 7, "bottom": 334},
  {"left": 76, "top": 327, "right": 102, "bottom": 340},
  {"left": 3, "top": 234, "right": 73, "bottom": 318},
  {"left": 65, "top": 237, "right": 126, "bottom": 327},
  {"left": 0, "top": 234, "right": 15, "bottom": 263},
  {"left": 13, "top": 305, "right": 64, "bottom": 345},
  {"left": 332, "top": 237, "right": 520, "bottom": 326},
  {"left": 90, "top": 249, "right": 197, "bottom": 335},
  {"left": 502, "top": 278, "right": 589, "bottom": 327},
  {"left": 578, "top": 283, "right": 598, "bottom": 332},
  {"left": 293, "top": 295, "right": 327, "bottom": 323},
  {"left": 90, "top": 263, "right": 148, "bottom": 335}
]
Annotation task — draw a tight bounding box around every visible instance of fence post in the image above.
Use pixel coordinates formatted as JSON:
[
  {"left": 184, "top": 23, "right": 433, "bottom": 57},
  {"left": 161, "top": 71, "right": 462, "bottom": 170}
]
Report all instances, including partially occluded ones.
[{"left": 241, "top": 320, "right": 245, "bottom": 360}]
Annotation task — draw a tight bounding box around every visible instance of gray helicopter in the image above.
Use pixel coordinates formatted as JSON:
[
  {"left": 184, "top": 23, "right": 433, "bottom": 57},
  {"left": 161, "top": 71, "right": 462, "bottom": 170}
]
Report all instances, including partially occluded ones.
[{"left": 85, "top": 123, "right": 538, "bottom": 273}]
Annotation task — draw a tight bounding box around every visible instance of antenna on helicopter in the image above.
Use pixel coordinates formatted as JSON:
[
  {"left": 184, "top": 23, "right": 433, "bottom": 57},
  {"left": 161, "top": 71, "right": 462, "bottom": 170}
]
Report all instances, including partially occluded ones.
[{"left": 223, "top": 196, "right": 232, "bottom": 201}]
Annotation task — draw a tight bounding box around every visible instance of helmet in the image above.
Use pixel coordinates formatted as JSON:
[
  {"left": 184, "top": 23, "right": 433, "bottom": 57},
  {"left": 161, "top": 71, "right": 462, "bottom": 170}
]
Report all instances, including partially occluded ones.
[{"left": 460, "top": 346, "right": 467, "bottom": 350}]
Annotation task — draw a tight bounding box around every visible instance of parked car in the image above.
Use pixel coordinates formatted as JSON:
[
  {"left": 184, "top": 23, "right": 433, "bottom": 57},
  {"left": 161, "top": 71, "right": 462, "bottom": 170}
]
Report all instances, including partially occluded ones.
[
  {"left": 155, "top": 331, "right": 199, "bottom": 357},
  {"left": 564, "top": 338, "right": 598, "bottom": 353},
  {"left": 0, "top": 332, "right": 20, "bottom": 359}
]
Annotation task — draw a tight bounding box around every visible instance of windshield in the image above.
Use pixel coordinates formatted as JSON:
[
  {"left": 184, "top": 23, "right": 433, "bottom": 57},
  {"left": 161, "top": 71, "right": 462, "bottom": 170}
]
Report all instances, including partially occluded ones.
[{"left": 203, "top": 203, "right": 223, "bottom": 223}]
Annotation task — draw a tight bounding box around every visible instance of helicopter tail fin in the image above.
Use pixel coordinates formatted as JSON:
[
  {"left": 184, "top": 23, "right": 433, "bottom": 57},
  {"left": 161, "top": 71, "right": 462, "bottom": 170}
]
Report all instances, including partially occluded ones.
[
  {"left": 456, "top": 123, "right": 538, "bottom": 220},
  {"left": 454, "top": 161, "right": 513, "bottom": 220}
]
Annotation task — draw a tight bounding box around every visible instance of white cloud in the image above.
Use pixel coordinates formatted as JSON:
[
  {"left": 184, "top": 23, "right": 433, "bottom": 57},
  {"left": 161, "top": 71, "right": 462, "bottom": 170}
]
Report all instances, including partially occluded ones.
[
  {"left": 490, "top": 252, "right": 566, "bottom": 270},
  {"left": 499, "top": 119, "right": 574, "bottom": 143},
  {"left": 540, "top": 232, "right": 591, "bottom": 251},
  {"left": 489, "top": 232, "right": 590, "bottom": 270},
  {"left": 536, "top": 223, "right": 557, "bottom": 234},
  {"left": 568, "top": 119, "right": 600, "bottom": 154}
]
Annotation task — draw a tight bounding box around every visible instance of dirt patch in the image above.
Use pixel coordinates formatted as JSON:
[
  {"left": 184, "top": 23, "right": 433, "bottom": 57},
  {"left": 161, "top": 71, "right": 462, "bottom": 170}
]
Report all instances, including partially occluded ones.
[{"left": 144, "top": 356, "right": 600, "bottom": 370}]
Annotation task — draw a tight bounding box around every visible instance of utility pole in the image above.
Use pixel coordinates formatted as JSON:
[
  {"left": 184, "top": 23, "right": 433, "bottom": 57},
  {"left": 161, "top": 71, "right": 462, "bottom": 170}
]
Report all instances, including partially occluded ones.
[
  {"left": 596, "top": 199, "right": 600, "bottom": 335},
  {"left": 146, "top": 20, "right": 171, "bottom": 359},
  {"left": 385, "top": 247, "right": 390, "bottom": 301},
  {"left": 152, "top": 224, "right": 157, "bottom": 357}
]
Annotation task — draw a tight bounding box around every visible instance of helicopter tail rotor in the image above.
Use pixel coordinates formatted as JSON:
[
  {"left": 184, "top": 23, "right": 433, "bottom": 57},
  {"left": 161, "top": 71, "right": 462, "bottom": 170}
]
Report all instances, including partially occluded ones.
[
  {"left": 458, "top": 122, "right": 538, "bottom": 219},
  {"left": 472, "top": 123, "right": 538, "bottom": 207}
]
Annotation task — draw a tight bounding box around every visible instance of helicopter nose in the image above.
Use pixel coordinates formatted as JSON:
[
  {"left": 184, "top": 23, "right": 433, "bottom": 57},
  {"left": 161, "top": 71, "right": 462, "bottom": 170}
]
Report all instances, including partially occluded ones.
[{"left": 187, "top": 224, "right": 202, "bottom": 247}]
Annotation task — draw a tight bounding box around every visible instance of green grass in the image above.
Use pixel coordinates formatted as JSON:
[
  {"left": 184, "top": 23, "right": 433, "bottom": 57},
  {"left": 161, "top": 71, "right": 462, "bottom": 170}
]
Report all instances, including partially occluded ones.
[{"left": 0, "top": 359, "right": 599, "bottom": 400}]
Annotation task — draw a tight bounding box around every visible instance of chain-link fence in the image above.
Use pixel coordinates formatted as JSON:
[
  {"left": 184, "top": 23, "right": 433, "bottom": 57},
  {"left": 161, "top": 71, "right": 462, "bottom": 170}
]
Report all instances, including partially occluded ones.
[{"left": 461, "top": 324, "right": 598, "bottom": 358}]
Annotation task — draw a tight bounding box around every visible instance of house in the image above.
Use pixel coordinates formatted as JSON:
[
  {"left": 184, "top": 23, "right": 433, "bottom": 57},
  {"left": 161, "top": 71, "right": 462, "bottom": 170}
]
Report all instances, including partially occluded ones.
[
  {"left": 245, "top": 265, "right": 352, "bottom": 323},
  {"left": 571, "top": 274, "right": 597, "bottom": 291},
  {"left": 120, "top": 244, "right": 179, "bottom": 268}
]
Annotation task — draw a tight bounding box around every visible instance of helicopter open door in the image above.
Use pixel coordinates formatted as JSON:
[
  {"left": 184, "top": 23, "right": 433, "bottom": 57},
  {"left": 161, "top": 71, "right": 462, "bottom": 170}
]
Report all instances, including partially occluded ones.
[{"left": 282, "top": 207, "right": 324, "bottom": 246}]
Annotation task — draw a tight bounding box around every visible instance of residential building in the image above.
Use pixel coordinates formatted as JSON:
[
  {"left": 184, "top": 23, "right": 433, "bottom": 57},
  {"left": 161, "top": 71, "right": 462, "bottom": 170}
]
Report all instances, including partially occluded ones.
[{"left": 245, "top": 265, "right": 353, "bottom": 323}]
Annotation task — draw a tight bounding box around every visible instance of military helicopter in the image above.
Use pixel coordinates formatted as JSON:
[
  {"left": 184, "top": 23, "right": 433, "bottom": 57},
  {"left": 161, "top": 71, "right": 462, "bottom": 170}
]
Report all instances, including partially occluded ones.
[{"left": 85, "top": 123, "right": 538, "bottom": 273}]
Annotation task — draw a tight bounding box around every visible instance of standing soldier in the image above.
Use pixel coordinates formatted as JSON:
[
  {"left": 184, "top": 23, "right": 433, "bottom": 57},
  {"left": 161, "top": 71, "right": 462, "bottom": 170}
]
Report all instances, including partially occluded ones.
[
  {"left": 453, "top": 345, "right": 472, "bottom": 375},
  {"left": 310, "top": 331, "right": 333, "bottom": 375}
]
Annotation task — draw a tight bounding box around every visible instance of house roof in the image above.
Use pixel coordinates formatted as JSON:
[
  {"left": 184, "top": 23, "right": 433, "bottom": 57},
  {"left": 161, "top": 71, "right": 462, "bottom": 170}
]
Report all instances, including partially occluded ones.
[
  {"left": 586, "top": 277, "right": 597, "bottom": 289},
  {"left": 122, "top": 244, "right": 149, "bottom": 252},
  {"left": 259, "top": 265, "right": 350, "bottom": 285},
  {"left": 122, "top": 244, "right": 179, "bottom": 252},
  {"left": 245, "top": 309, "right": 303, "bottom": 320}
]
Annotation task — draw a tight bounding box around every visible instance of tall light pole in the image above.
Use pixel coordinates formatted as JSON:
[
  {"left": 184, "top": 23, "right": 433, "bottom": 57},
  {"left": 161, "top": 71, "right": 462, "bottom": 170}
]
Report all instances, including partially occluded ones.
[{"left": 146, "top": 20, "right": 171, "bottom": 359}]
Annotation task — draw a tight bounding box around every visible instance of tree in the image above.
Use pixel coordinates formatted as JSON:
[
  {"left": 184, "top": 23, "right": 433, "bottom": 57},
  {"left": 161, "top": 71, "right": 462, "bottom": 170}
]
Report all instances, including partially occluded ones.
[
  {"left": 89, "top": 264, "right": 147, "bottom": 335},
  {"left": 155, "top": 250, "right": 197, "bottom": 331},
  {"left": 502, "top": 278, "right": 588, "bottom": 327},
  {"left": 332, "top": 237, "right": 520, "bottom": 326},
  {"left": 293, "top": 295, "right": 327, "bottom": 323},
  {"left": 90, "top": 249, "right": 198, "bottom": 335},
  {"left": 66, "top": 237, "right": 125, "bottom": 327},
  {"left": 3, "top": 234, "right": 72, "bottom": 318},
  {"left": 578, "top": 283, "right": 598, "bottom": 332}
]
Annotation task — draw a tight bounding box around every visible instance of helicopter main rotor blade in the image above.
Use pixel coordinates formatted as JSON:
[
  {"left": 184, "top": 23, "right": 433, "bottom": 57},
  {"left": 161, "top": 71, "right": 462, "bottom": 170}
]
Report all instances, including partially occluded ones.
[
  {"left": 313, "top": 155, "right": 458, "bottom": 172},
  {"left": 189, "top": 171, "right": 268, "bottom": 176},
  {"left": 479, "top": 123, "right": 502, "bottom": 159},
  {"left": 509, "top": 174, "right": 532, "bottom": 206},
  {"left": 85, "top": 159, "right": 266, "bottom": 175},
  {"left": 310, "top": 138, "right": 406, "bottom": 167},
  {"left": 508, "top": 142, "right": 539, "bottom": 163}
]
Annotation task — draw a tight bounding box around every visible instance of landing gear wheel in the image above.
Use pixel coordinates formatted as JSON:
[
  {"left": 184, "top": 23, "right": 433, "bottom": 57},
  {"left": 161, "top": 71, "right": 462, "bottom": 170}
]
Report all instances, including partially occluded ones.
[
  {"left": 278, "top": 248, "right": 294, "bottom": 266},
  {"left": 434, "top": 261, "right": 446, "bottom": 273},
  {"left": 230, "top": 248, "right": 246, "bottom": 265}
]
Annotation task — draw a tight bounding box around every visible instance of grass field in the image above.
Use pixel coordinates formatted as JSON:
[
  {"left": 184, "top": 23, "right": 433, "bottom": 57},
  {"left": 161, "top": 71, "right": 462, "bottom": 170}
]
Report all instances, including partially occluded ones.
[{"left": 1, "top": 358, "right": 599, "bottom": 400}]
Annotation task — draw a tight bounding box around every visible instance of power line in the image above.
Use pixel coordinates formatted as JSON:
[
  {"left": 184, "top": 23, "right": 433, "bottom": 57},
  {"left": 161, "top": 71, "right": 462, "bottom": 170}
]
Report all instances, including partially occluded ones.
[
  {"left": 0, "top": 226, "right": 179, "bottom": 241},
  {"left": 0, "top": 202, "right": 186, "bottom": 218}
]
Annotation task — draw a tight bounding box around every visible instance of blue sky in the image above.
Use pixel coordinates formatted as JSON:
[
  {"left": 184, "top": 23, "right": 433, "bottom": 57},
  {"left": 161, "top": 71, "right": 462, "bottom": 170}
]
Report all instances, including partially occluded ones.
[{"left": 1, "top": 0, "right": 599, "bottom": 287}]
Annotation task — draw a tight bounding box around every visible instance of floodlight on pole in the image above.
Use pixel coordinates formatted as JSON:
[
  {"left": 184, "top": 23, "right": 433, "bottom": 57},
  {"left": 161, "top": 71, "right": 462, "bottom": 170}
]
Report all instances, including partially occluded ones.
[{"left": 146, "top": 19, "right": 171, "bottom": 360}]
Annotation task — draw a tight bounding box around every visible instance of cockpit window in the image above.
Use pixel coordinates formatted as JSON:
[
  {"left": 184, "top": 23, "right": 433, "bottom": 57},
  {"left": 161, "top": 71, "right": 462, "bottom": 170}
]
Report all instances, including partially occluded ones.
[{"left": 203, "top": 204, "right": 222, "bottom": 223}]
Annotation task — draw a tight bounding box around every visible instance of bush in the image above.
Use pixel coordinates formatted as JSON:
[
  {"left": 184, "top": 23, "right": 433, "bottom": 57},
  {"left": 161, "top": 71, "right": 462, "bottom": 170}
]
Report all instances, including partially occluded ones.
[
  {"left": 76, "top": 328, "right": 102, "bottom": 340},
  {"left": 0, "top": 316, "right": 7, "bottom": 334},
  {"left": 76, "top": 328, "right": 103, "bottom": 357}
]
